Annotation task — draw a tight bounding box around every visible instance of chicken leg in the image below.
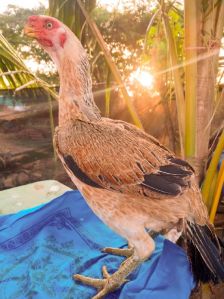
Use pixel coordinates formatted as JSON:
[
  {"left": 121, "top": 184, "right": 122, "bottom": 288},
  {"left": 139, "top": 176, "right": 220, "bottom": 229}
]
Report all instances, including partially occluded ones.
[{"left": 74, "top": 253, "right": 141, "bottom": 299}]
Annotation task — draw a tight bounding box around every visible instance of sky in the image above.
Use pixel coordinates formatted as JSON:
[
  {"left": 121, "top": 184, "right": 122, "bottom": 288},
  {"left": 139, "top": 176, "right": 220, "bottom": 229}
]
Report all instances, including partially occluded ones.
[
  {"left": 0, "top": 0, "right": 130, "bottom": 13},
  {"left": 0, "top": 0, "right": 48, "bottom": 13}
]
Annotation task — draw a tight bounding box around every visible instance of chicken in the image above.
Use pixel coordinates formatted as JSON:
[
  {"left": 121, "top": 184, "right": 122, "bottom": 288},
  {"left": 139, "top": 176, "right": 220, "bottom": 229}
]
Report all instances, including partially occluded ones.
[{"left": 24, "top": 15, "right": 224, "bottom": 299}]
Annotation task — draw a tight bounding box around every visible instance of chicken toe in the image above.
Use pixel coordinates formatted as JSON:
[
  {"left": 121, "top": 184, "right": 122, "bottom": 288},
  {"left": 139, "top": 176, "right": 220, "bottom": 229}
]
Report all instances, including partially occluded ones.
[{"left": 74, "top": 254, "right": 141, "bottom": 299}]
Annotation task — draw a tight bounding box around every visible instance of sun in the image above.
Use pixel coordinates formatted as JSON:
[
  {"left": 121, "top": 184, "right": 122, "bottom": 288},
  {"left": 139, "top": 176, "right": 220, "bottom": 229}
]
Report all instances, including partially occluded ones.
[{"left": 129, "top": 68, "right": 154, "bottom": 89}]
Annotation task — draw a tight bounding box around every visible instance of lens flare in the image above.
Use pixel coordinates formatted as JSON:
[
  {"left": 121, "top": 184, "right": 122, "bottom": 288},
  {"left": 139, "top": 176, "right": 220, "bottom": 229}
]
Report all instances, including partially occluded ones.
[{"left": 130, "top": 68, "right": 154, "bottom": 89}]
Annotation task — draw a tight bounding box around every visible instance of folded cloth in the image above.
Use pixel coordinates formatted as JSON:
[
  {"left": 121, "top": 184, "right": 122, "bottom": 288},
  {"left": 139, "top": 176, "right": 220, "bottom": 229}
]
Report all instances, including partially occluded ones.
[{"left": 0, "top": 190, "right": 195, "bottom": 299}]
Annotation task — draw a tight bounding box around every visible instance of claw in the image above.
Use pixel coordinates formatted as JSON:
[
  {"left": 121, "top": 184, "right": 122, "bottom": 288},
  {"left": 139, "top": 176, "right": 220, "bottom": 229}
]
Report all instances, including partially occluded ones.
[{"left": 102, "top": 266, "right": 110, "bottom": 279}]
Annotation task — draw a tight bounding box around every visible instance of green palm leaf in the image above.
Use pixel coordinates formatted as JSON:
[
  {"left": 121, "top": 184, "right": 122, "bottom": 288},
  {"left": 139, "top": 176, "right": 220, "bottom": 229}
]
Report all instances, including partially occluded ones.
[{"left": 0, "top": 32, "right": 57, "bottom": 99}]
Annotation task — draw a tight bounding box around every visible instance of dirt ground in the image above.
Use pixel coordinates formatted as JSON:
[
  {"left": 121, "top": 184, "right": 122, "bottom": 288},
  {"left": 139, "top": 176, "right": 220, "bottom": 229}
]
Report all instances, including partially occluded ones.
[{"left": 0, "top": 102, "right": 73, "bottom": 190}]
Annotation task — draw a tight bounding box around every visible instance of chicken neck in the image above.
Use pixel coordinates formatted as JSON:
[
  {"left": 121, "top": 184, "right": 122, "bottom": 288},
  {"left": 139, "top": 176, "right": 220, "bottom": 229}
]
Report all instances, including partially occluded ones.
[{"left": 47, "top": 33, "right": 101, "bottom": 126}]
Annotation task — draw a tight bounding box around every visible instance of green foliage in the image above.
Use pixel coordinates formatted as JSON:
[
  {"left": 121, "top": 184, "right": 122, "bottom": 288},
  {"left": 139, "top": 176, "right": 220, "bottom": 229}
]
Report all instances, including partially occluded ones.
[
  {"left": 48, "top": 0, "right": 96, "bottom": 38},
  {"left": 92, "top": 5, "right": 150, "bottom": 78},
  {"left": 0, "top": 32, "right": 36, "bottom": 90},
  {"left": 0, "top": 31, "right": 57, "bottom": 99},
  {"left": 0, "top": 5, "right": 45, "bottom": 61},
  {"left": 168, "top": 8, "right": 184, "bottom": 59},
  {"left": 0, "top": 4, "right": 58, "bottom": 84}
]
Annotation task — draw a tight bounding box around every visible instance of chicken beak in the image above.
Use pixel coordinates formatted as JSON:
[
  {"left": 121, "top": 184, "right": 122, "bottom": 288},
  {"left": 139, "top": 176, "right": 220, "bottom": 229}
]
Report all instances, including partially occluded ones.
[{"left": 23, "top": 24, "right": 38, "bottom": 38}]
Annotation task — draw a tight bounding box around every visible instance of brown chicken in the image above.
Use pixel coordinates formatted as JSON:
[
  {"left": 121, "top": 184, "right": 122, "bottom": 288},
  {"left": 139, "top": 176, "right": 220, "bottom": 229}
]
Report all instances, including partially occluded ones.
[{"left": 24, "top": 15, "right": 224, "bottom": 299}]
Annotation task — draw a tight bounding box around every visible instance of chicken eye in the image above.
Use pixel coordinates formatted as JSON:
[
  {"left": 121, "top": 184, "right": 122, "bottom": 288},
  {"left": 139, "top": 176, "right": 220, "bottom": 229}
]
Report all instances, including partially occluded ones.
[{"left": 46, "top": 22, "right": 53, "bottom": 29}]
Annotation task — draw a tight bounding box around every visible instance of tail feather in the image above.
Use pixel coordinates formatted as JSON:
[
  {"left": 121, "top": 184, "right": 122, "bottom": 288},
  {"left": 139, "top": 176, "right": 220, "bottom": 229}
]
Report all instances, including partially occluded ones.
[
  {"left": 186, "top": 221, "right": 224, "bottom": 283},
  {"left": 188, "top": 224, "right": 220, "bottom": 272}
]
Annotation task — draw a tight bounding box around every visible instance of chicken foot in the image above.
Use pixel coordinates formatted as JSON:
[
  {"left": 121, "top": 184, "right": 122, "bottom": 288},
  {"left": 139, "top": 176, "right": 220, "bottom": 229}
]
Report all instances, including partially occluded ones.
[{"left": 74, "top": 253, "right": 141, "bottom": 299}]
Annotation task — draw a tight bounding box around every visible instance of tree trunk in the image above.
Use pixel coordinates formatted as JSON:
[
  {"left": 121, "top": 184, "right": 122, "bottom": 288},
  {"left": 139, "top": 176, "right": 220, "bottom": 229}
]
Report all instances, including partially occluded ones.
[
  {"left": 196, "top": 53, "right": 215, "bottom": 179},
  {"left": 195, "top": 0, "right": 224, "bottom": 181}
]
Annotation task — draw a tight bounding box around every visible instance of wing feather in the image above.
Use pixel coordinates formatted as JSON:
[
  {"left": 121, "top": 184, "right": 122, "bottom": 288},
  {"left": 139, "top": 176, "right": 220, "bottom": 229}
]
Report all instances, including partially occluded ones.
[{"left": 55, "top": 119, "right": 194, "bottom": 198}]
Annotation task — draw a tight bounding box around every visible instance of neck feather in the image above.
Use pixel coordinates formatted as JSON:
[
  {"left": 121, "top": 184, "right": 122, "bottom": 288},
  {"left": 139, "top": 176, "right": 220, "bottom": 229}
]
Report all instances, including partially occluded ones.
[{"left": 52, "top": 34, "right": 101, "bottom": 126}]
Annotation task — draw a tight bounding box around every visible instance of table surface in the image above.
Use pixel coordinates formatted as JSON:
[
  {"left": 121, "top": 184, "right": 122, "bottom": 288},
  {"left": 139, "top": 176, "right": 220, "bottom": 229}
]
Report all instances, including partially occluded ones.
[{"left": 0, "top": 180, "right": 71, "bottom": 214}]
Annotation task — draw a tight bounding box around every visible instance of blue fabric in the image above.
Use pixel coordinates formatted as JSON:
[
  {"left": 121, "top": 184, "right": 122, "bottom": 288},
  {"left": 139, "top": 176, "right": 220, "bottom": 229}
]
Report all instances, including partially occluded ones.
[{"left": 0, "top": 190, "right": 195, "bottom": 299}]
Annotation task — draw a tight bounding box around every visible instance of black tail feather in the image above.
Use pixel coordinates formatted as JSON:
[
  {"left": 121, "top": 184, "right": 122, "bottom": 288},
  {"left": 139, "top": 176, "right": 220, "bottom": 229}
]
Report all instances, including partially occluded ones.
[{"left": 185, "top": 222, "right": 224, "bottom": 284}]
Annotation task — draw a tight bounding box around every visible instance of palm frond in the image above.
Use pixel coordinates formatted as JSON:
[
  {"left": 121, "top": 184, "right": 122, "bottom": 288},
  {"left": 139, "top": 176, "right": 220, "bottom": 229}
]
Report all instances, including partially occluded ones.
[{"left": 0, "top": 32, "right": 57, "bottom": 99}]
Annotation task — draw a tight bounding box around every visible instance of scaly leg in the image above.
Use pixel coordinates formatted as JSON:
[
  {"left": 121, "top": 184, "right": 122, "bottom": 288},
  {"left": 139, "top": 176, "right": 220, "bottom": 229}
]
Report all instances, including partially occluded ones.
[
  {"left": 74, "top": 253, "right": 141, "bottom": 299},
  {"left": 102, "top": 245, "right": 134, "bottom": 258},
  {"left": 74, "top": 229, "right": 155, "bottom": 299}
]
